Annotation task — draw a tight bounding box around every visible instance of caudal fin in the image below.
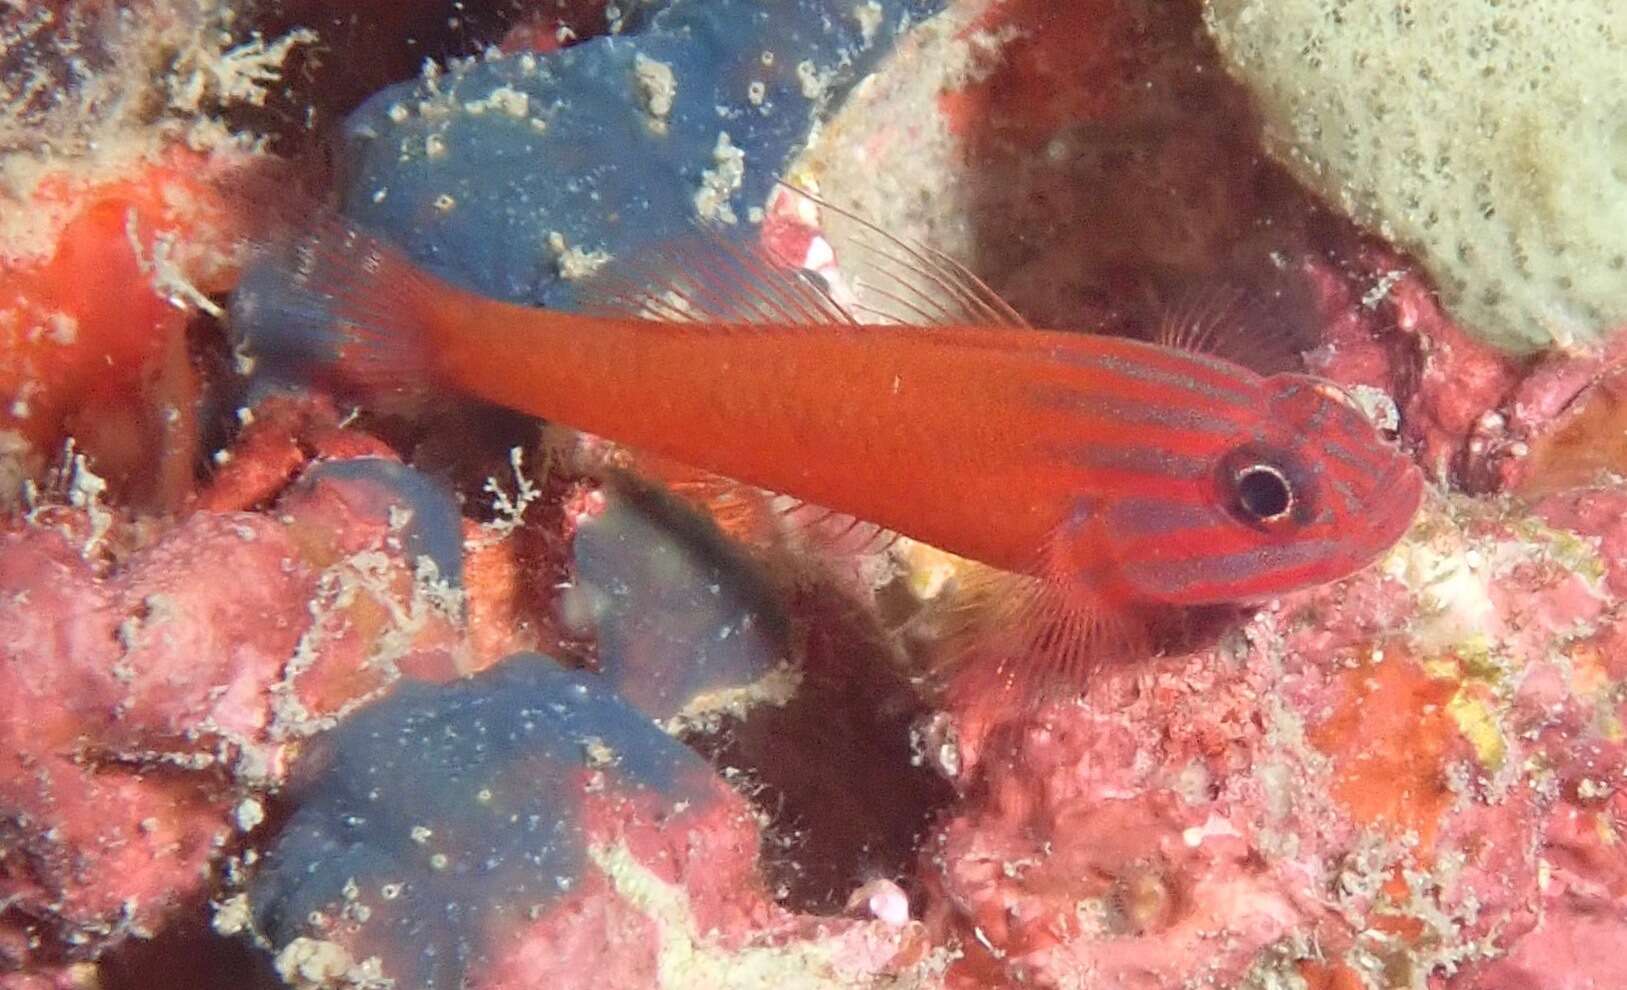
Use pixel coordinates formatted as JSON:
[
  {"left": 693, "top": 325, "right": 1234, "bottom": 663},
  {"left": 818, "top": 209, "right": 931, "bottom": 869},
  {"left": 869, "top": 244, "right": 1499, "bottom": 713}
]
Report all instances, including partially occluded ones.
[{"left": 230, "top": 216, "right": 446, "bottom": 396}]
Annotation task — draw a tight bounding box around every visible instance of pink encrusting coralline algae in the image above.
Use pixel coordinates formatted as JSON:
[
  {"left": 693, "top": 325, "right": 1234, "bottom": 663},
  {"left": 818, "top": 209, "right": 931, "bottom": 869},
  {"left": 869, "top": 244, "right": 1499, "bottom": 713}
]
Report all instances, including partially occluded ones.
[
  {"left": 918, "top": 486, "right": 1627, "bottom": 988},
  {"left": 3, "top": 1, "right": 1627, "bottom": 989}
]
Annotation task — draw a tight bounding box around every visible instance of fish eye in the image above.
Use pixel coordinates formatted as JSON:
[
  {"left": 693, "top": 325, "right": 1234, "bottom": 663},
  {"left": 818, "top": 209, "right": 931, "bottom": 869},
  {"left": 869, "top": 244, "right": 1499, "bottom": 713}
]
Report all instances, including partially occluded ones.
[{"left": 1232, "top": 463, "right": 1293, "bottom": 523}]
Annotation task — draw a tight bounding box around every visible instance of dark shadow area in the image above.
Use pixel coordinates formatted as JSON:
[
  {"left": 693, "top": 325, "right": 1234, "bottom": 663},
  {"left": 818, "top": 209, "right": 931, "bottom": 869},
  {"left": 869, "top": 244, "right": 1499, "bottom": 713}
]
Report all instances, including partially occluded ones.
[
  {"left": 236, "top": 0, "right": 603, "bottom": 158},
  {"left": 948, "top": 0, "right": 1379, "bottom": 372},
  {"left": 690, "top": 575, "right": 958, "bottom": 915},
  {"left": 96, "top": 903, "right": 282, "bottom": 990}
]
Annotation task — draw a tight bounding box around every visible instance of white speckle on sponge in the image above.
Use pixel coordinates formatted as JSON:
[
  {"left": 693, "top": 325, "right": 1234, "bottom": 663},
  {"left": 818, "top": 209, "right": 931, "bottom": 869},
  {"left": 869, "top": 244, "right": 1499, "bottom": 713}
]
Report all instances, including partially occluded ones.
[
  {"left": 853, "top": 1, "right": 886, "bottom": 44},
  {"left": 633, "top": 53, "right": 677, "bottom": 127},
  {"left": 796, "top": 60, "right": 830, "bottom": 101},
  {"left": 461, "top": 84, "right": 530, "bottom": 118},
  {"left": 694, "top": 131, "right": 746, "bottom": 224},
  {"left": 486, "top": 85, "right": 530, "bottom": 118},
  {"left": 234, "top": 798, "right": 265, "bottom": 833},
  {"left": 546, "top": 230, "right": 612, "bottom": 281}
]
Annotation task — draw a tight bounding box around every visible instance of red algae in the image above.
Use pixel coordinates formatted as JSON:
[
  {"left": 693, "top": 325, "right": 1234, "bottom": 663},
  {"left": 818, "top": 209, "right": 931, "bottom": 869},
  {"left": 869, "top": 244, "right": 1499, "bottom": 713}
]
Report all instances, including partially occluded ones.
[
  {"left": 0, "top": 511, "right": 309, "bottom": 975},
  {"left": 0, "top": 151, "right": 248, "bottom": 511},
  {"left": 0, "top": 430, "right": 470, "bottom": 978},
  {"left": 195, "top": 395, "right": 395, "bottom": 513},
  {"left": 936, "top": 0, "right": 1132, "bottom": 148},
  {"left": 1500, "top": 331, "right": 1627, "bottom": 496},
  {"left": 0, "top": 0, "right": 317, "bottom": 516},
  {"left": 1307, "top": 647, "right": 1460, "bottom": 846},
  {"left": 1297, "top": 244, "right": 1526, "bottom": 486},
  {"left": 914, "top": 486, "right": 1619, "bottom": 986}
]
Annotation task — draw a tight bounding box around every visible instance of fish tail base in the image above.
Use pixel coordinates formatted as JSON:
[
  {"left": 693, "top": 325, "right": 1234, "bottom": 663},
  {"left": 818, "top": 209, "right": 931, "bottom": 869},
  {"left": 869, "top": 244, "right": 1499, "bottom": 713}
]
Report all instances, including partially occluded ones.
[{"left": 231, "top": 216, "right": 442, "bottom": 395}]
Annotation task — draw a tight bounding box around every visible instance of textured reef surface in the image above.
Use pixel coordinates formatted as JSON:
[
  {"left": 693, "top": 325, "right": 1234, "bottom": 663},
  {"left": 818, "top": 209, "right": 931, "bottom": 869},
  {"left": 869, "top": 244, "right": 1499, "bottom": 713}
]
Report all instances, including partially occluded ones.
[
  {"left": 1204, "top": 0, "right": 1627, "bottom": 353},
  {"left": 2, "top": 1, "right": 1625, "bottom": 989}
]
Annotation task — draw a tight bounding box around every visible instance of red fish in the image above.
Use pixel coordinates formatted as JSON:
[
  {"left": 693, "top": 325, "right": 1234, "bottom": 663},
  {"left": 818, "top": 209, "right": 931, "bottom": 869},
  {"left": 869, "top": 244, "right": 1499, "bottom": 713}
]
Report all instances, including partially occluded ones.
[{"left": 231, "top": 203, "right": 1423, "bottom": 700}]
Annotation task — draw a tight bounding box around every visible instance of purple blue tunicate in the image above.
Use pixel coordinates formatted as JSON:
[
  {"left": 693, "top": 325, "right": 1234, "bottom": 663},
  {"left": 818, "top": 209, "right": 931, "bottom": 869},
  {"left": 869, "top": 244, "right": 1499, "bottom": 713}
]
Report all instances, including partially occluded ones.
[{"left": 298, "top": 457, "right": 465, "bottom": 587}]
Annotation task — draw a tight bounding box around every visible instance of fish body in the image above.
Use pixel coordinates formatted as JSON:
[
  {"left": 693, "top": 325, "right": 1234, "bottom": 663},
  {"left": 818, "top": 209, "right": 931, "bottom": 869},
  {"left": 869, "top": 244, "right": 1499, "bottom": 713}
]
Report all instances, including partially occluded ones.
[{"left": 233, "top": 215, "right": 1423, "bottom": 690}]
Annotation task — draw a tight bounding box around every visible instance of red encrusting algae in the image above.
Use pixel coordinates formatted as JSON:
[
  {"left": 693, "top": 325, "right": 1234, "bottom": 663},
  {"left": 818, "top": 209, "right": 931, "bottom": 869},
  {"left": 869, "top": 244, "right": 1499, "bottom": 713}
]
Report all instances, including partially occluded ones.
[{"left": 0, "top": 149, "right": 250, "bottom": 512}]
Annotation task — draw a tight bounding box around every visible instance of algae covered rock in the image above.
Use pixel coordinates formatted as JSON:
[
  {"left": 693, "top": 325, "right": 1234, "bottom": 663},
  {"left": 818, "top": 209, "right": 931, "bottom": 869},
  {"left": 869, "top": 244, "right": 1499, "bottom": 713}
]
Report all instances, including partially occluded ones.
[{"left": 1204, "top": 0, "right": 1627, "bottom": 352}]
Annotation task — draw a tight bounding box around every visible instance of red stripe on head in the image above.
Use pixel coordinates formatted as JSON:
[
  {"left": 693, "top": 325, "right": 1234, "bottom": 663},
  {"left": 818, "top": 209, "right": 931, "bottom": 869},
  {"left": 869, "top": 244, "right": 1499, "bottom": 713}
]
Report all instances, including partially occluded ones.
[{"left": 1079, "top": 373, "right": 1422, "bottom": 607}]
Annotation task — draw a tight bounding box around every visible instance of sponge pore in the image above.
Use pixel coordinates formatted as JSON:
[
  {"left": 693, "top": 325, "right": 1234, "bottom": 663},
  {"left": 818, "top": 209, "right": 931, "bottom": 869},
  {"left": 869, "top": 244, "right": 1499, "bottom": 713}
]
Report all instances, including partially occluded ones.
[{"left": 1204, "top": 0, "right": 1627, "bottom": 352}]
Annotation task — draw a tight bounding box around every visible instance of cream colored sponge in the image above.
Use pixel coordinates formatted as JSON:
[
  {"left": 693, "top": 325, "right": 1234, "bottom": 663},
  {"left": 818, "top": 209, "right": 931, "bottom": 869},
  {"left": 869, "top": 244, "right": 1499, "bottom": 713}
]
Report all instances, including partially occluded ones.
[{"left": 1204, "top": 0, "right": 1627, "bottom": 352}]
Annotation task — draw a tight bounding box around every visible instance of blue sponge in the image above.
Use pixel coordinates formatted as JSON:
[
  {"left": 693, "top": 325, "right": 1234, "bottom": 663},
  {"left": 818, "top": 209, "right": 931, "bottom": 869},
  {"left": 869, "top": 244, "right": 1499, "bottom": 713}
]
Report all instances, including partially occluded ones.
[
  {"left": 337, "top": 0, "right": 943, "bottom": 308},
  {"left": 250, "top": 655, "right": 716, "bottom": 988}
]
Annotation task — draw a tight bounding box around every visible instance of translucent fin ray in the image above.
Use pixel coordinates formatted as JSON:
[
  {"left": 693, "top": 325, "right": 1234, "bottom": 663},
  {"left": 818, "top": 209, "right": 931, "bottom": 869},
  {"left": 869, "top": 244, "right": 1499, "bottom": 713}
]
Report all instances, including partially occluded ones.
[
  {"left": 933, "top": 509, "right": 1151, "bottom": 715},
  {"left": 633, "top": 456, "right": 899, "bottom": 560},
  {"left": 1156, "top": 284, "right": 1309, "bottom": 375},
  {"left": 939, "top": 568, "right": 1147, "bottom": 713},
  {"left": 576, "top": 226, "right": 857, "bottom": 327},
  {"left": 775, "top": 181, "right": 1031, "bottom": 330},
  {"left": 773, "top": 495, "right": 901, "bottom": 558},
  {"left": 230, "top": 214, "right": 445, "bottom": 393}
]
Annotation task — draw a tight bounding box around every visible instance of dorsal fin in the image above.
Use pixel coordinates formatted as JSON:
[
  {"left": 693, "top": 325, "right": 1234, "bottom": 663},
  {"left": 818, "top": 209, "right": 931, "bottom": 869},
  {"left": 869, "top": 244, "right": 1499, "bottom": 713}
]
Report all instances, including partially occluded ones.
[
  {"left": 578, "top": 183, "right": 1034, "bottom": 335},
  {"left": 773, "top": 181, "right": 1032, "bottom": 330},
  {"left": 1156, "top": 284, "right": 1309, "bottom": 375},
  {"left": 575, "top": 225, "right": 858, "bottom": 326}
]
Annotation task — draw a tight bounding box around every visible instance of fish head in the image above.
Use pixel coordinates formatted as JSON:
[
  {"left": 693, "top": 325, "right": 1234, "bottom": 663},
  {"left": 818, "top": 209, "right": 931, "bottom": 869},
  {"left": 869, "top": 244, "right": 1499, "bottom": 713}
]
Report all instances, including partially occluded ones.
[{"left": 1107, "top": 373, "right": 1423, "bottom": 606}]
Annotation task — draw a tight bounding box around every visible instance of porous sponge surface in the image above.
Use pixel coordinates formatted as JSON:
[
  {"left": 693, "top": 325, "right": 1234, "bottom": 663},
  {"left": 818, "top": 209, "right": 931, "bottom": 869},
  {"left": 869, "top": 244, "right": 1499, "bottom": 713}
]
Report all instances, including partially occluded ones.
[{"left": 1204, "top": 0, "right": 1627, "bottom": 352}]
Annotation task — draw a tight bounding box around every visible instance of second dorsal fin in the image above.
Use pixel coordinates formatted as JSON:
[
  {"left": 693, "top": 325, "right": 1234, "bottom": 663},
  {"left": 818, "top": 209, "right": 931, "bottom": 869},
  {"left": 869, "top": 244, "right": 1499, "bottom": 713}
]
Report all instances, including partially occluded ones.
[
  {"left": 1155, "top": 284, "right": 1310, "bottom": 375},
  {"left": 576, "top": 181, "right": 1033, "bottom": 334}
]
